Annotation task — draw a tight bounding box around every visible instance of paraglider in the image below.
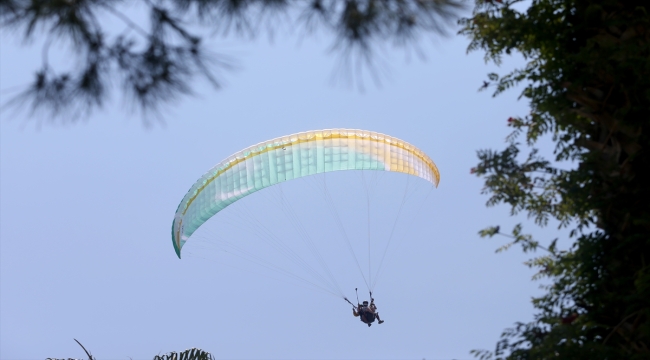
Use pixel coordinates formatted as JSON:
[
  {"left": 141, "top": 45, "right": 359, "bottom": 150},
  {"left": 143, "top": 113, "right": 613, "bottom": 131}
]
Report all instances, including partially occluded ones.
[
  {"left": 350, "top": 289, "right": 384, "bottom": 327},
  {"left": 171, "top": 128, "right": 439, "bottom": 326},
  {"left": 353, "top": 300, "right": 384, "bottom": 327}
]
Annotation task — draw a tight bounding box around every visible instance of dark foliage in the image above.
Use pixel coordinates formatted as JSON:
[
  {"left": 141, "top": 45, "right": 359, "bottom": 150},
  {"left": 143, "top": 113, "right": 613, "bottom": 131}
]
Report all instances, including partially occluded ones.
[
  {"left": 152, "top": 347, "right": 215, "bottom": 360},
  {"left": 0, "top": 0, "right": 462, "bottom": 123},
  {"left": 462, "top": 0, "right": 650, "bottom": 358},
  {"left": 46, "top": 338, "right": 214, "bottom": 359}
]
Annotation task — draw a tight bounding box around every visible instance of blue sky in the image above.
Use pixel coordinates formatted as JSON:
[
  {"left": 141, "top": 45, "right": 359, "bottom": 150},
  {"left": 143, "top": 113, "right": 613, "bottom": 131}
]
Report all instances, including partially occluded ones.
[{"left": 1, "top": 5, "right": 562, "bottom": 359}]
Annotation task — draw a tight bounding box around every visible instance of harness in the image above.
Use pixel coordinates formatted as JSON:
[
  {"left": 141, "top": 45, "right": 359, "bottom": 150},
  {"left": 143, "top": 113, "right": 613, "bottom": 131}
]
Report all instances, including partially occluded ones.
[{"left": 358, "top": 306, "right": 376, "bottom": 324}]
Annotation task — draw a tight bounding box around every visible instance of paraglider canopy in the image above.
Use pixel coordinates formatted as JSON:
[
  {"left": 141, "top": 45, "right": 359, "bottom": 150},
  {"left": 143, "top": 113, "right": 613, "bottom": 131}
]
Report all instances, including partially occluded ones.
[{"left": 171, "top": 128, "right": 439, "bottom": 258}]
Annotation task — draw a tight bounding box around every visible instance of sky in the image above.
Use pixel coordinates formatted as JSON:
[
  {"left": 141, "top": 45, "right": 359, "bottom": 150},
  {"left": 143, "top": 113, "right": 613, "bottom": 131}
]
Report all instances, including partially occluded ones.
[{"left": 1, "top": 4, "right": 564, "bottom": 360}]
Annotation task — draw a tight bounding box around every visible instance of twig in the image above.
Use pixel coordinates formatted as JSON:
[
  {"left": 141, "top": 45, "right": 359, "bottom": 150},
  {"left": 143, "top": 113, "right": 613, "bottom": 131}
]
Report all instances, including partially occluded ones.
[
  {"left": 73, "top": 338, "right": 94, "bottom": 360},
  {"left": 602, "top": 311, "right": 641, "bottom": 345}
]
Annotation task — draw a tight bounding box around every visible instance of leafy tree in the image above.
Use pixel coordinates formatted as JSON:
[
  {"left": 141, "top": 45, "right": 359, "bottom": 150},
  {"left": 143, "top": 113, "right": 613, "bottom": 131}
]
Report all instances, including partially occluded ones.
[
  {"left": 461, "top": 0, "right": 649, "bottom": 358},
  {"left": 0, "top": 0, "right": 461, "bottom": 123}
]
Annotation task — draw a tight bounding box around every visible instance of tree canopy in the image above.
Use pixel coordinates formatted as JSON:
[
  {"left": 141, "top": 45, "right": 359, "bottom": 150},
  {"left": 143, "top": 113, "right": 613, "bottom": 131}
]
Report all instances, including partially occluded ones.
[
  {"left": 0, "top": 0, "right": 461, "bottom": 122},
  {"left": 462, "top": 0, "right": 649, "bottom": 358}
]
